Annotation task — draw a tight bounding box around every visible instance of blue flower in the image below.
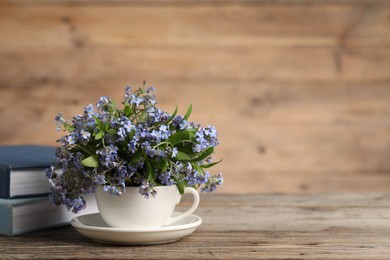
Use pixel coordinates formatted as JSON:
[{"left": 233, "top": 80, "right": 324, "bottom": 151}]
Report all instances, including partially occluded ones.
[
  {"left": 138, "top": 180, "right": 157, "bottom": 199},
  {"left": 128, "top": 161, "right": 144, "bottom": 176},
  {"left": 118, "top": 128, "right": 127, "bottom": 139},
  {"left": 80, "top": 129, "right": 91, "bottom": 140},
  {"left": 103, "top": 185, "right": 122, "bottom": 196},
  {"left": 124, "top": 86, "right": 132, "bottom": 98},
  {"left": 127, "top": 140, "right": 138, "bottom": 154},
  {"left": 129, "top": 94, "right": 144, "bottom": 106},
  {"left": 97, "top": 145, "right": 119, "bottom": 168},
  {"left": 193, "top": 126, "right": 219, "bottom": 152},
  {"left": 146, "top": 87, "right": 156, "bottom": 93},
  {"left": 65, "top": 197, "right": 86, "bottom": 213},
  {"left": 96, "top": 96, "right": 111, "bottom": 111},
  {"left": 172, "top": 116, "right": 184, "bottom": 128},
  {"left": 84, "top": 104, "right": 95, "bottom": 118},
  {"left": 117, "top": 165, "right": 128, "bottom": 178},
  {"left": 145, "top": 147, "right": 156, "bottom": 157},
  {"left": 94, "top": 174, "right": 106, "bottom": 185},
  {"left": 171, "top": 147, "right": 178, "bottom": 158},
  {"left": 186, "top": 170, "right": 209, "bottom": 186},
  {"left": 54, "top": 113, "right": 65, "bottom": 131},
  {"left": 159, "top": 171, "right": 176, "bottom": 186},
  {"left": 61, "top": 133, "right": 76, "bottom": 145},
  {"left": 179, "top": 120, "right": 190, "bottom": 130},
  {"left": 159, "top": 125, "right": 170, "bottom": 140},
  {"left": 201, "top": 173, "right": 223, "bottom": 193},
  {"left": 150, "top": 129, "right": 162, "bottom": 142}
]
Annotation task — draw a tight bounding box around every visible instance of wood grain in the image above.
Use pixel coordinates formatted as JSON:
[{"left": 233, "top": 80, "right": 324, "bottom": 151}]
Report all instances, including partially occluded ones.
[
  {"left": 0, "top": 0, "right": 389, "bottom": 192},
  {"left": 1, "top": 193, "right": 390, "bottom": 259}
]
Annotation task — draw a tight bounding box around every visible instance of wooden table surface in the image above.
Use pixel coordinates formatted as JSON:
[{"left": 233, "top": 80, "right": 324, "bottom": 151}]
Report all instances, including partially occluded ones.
[{"left": 1, "top": 193, "right": 390, "bottom": 259}]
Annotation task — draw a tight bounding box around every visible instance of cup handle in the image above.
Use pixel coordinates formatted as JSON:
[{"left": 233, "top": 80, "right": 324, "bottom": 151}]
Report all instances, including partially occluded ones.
[{"left": 164, "top": 187, "right": 200, "bottom": 226}]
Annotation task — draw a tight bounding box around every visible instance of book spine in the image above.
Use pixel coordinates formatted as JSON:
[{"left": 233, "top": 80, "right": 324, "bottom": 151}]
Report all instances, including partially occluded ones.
[
  {"left": 0, "top": 164, "right": 11, "bottom": 199},
  {"left": 0, "top": 199, "right": 13, "bottom": 236}
]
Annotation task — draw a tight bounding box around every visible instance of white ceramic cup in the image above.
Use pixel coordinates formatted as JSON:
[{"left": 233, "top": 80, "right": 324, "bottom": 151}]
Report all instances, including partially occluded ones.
[{"left": 95, "top": 185, "right": 200, "bottom": 228}]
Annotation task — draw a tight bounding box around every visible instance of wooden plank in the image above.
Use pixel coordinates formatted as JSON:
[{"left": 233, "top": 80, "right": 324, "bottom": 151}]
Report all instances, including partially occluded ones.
[
  {"left": 0, "top": 3, "right": 389, "bottom": 48},
  {"left": 219, "top": 171, "right": 390, "bottom": 193},
  {"left": 2, "top": 0, "right": 390, "bottom": 6},
  {"left": 1, "top": 82, "right": 389, "bottom": 175},
  {"left": 0, "top": 47, "right": 339, "bottom": 82},
  {"left": 1, "top": 82, "right": 389, "bottom": 137},
  {"left": 1, "top": 46, "right": 390, "bottom": 84},
  {"left": 2, "top": 82, "right": 389, "bottom": 126},
  {"left": 1, "top": 194, "right": 390, "bottom": 259}
]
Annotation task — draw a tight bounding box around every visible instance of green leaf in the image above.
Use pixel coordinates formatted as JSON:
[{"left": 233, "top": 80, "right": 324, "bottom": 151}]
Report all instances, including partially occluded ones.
[
  {"left": 191, "top": 147, "right": 214, "bottom": 162},
  {"left": 191, "top": 162, "right": 204, "bottom": 174},
  {"left": 123, "top": 105, "right": 134, "bottom": 117},
  {"left": 103, "top": 122, "right": 110, "bottom": 131},
  {"left": 168, "top": 129, "right": 196, "bottom": 145},
  {"left": 63, "top": 122, "right": 75, "bottom": 132},
  {"left": 175, "top": 143, "right": 197, "bottom": 157},
  {"left": 153, "top": 158, "right": 168, "bottom": 173},
  {"left": 128, "top": 129, "right": 135, "bottom": 140},
  {"left": 107, "top": 129, "right": 117, "bottom": 135},
  {"left": 139, "top": 111, "right": 148, "bottom": 122},
  {"left": 146, "top": 159, "right": 154, "bottom": 183},
  {"left": 176, "top": 181, "right": 185, "bottom": 195},
  {"left": 175, "top": 151, "right": 192, "bottom": 161},
  {"left": 165, "top": 105, "right": 178, "bottom": 124},
  {"left": 129, "top": 150, "right": 143, "bottom": 164},
  {"left": 183, "top": 103, "right": 192, "bottom": 121},
  {"left": 92, "top": 115, "right": 104, "bottom": 129},
  {"left": 95, "top": 130, "right": 103, "bottom": 140},
  {"left": 81, "top": 155, "right": 99, "bottom": 168},
  {"left": 201, "top": 159, "right": 223, "bottom": 169}
]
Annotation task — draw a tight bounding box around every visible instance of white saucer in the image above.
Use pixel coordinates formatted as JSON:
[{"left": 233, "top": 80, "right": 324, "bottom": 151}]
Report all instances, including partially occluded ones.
[{"left": 71, "top": 212, "right": 202, "bottom": 245}]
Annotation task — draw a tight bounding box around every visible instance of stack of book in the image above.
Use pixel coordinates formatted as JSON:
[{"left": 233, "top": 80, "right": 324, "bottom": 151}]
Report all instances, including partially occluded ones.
[{"left": 0, "top": 145, "right": 97, "bottom": 236}]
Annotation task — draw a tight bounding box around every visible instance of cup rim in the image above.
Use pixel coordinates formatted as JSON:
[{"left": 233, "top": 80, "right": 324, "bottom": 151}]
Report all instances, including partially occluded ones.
[{"left": 96, "top": 185, "right": 180, "bottom": 191}]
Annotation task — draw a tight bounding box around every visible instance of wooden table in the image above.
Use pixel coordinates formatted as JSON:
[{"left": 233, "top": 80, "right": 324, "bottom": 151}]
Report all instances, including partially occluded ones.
[{"left": 1, "top": 193, "right": 390, "bottom": 259}]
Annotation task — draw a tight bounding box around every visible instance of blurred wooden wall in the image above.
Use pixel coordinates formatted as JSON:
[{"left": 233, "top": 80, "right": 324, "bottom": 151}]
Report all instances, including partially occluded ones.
[{"left": 0, "top": 0, "right": 389, "bottom": 193}]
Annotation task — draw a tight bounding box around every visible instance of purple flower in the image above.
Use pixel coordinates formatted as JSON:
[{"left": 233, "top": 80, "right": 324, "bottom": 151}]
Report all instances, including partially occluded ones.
[
  {"left": 172, "top": 116, "right": 184, "bottom": 128},
  {"left": 159, "top": 125, "right": 170, "bottom": 140},
  {"left": 138, "top": 180, "right": 157, "bottom": 199},
  {"left": 97, "top": 145, "right": 119, "bottom": 168},
  {"left": 80, "top": 129, "right": 91, "bottom": 140},
  {"left": 103, "top": 185, "right": 122, "bottom": 196},
  {"left": 193, "top": 125, "right": 219, "bottom": 152},
  {"left": 96, "top": 96, "right": 111, "bottom": 111},
  {"left": 145, "top": 147, "right": 156, "bottom": 157},
  {"left": 201, "top": 173, "right": 223, "bottom": 193},
  {"left": 54, "top": 113, "right": 65, "bottom": 131},
  {"left": 84, "top": 104, "right": 95, "bottom": 119},
  {"left": 117, "top": 165, "right": 128, "bottom": 178},
  {"left": 187, "top": 171, "right": 210, "bottom": 186},
  {"left": 130, "top": 94, "right": 144, "bottom": 106},
  {"left": 61, "top": 133, "right": 76, "bottom": 145},
  {"left": 124, "top": 86, "right": 132, "bottom": 99},
  {"left": 94, "top": 174, "right": 106, "bottom": 185},
  {"left": 171, "top": 147, "right": 178, "bottom": 158},
  {"left": 146, "top": 87, "right": 156, "bottom": 93},
  {"left": 159, "top": 171, "right": 176, "bottom": 186},
  {"left": 127, "top": 140, "right": 138, "bottom": 154}
]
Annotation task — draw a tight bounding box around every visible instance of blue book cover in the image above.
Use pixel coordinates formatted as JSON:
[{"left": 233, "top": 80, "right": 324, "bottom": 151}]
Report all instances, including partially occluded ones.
[
  {"left": 0, "top": 145, "right": 56, "bottom": 198},
  {"left": 0, "top": 195, "right": 98, "bottom": 236}
]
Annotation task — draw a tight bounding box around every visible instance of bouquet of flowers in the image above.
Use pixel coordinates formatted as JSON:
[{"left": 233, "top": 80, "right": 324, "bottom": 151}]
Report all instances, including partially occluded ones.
[{"left": 46, "top": 86, "right": 223, "bottom": 213}]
